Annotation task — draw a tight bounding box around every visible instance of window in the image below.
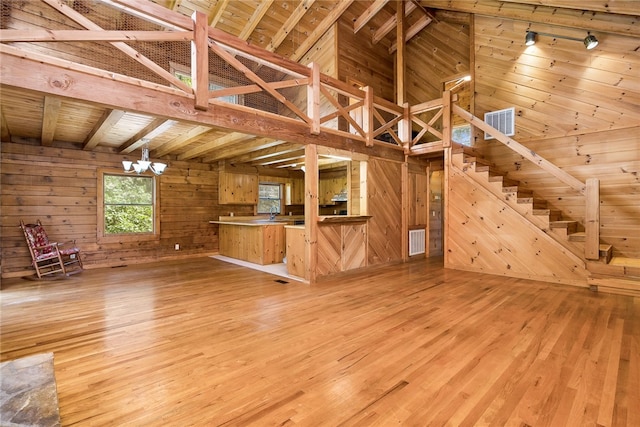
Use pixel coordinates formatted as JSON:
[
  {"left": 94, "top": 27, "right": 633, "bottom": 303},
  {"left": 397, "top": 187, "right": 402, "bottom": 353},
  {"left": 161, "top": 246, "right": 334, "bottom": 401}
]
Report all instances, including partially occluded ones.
[
  {"left": 257, "top": 183, "right": 281, "bottom": 214},
  {"left": 98, "top": 171, "right": 159, "bottom": 242},
  {"left": 452, "top": 124, "right": 472, "bottom": 146}
]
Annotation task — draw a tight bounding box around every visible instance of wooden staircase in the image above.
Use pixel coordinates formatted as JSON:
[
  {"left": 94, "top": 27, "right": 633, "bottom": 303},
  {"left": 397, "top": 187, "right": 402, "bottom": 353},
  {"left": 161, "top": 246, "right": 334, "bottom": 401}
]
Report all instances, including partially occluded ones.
[
  {"left": 453, "top": 149, "right": 639, "bottom": 296},
  {"left": 455, "top": 151, "right": 611, "bottom": 261}
]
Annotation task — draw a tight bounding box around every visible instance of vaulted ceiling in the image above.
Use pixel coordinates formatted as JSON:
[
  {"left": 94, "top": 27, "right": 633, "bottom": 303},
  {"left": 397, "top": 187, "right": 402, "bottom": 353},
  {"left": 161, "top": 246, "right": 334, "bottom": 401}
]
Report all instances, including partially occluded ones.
[{"left": 0, "top": 0, "right": 637, "bottom": 170}]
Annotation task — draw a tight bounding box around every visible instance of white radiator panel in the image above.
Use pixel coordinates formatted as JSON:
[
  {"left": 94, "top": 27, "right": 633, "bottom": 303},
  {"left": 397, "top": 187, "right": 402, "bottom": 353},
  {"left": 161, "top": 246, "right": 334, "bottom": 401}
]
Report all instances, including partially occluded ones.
[{"left": 409, "top": 229, "right": 426, "bottom": 256}]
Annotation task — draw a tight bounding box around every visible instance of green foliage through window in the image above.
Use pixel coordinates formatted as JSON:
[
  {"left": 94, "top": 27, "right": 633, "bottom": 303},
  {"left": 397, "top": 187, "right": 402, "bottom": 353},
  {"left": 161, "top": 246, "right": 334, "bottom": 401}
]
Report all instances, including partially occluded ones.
[
  {"left": 257, "top": 183, "right": 281, "bottom": 214},
  {"left": 452, "top": 125, "right": 472, "bottom": 146},
  {"left": 104, "top": 175, "right": 154, "bottom": 234}
]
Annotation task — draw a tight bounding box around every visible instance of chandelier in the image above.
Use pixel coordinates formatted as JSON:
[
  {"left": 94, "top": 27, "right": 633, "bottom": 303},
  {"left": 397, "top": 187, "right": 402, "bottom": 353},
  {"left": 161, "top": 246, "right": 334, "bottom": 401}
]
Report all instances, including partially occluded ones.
[{"left": 122, "top": 146, "right": 167, "bottom": 175}]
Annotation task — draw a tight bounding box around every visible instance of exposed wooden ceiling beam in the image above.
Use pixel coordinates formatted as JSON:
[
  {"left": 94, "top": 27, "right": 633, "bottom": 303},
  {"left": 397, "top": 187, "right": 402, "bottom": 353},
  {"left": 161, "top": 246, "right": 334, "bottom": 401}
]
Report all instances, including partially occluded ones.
[
  {"left": 238, "top": 0, "right": 274, "bottom": 40},
  {"left": 268, "top": 0, "right": 317, "bottom": 52},
  {"left": 354, "top": 0, "right": 390, "bottom": 34},
  {"left": 100, "top": 0, "right": 187, "bottom": 31},
  {"left": 154, "top": 125, "right": 213, "bottom": 157},
  {"left": 41, "top": 96, "right": 61, "bottom": 146},
  {"left": 204, "top": 138, "right": 288, "bottom": 163},
  {"left": 177, "top": 132, "right": 255, "bottom": 160},
  {"left": 0, "top": 30, "right": 193, "bottom": 42},
  {"left": 220, "top": 142, "right": 300, "bottom": 164},
  {"left": 420, "top": 0, "right": 639, "bottom": 37},
  {"left": 497, "top": 0, "right": 640, "bottom": 16},
  {"left": 290, "top": 0, "right": 354, "bottom": 62},
  {"left": 254, "top": 151, "right": 306, "bottom": 167},
  {"left": 373, "top": 1, "right": 416, "bottom": 44},
  {"left": 119, "top": 118, "right": 178, "bottom": 154},
  {"left": 83, "top": 109, "right": 125, "bottom": 150},
  {"left": 410, "top": 0, "right": 438, "bottom": 22},
  {"left": 208, "top": 0, "right": 229, "bottom": 27},
  {"left": 389, "top": 14, "right": 433, "bottom": 54}
]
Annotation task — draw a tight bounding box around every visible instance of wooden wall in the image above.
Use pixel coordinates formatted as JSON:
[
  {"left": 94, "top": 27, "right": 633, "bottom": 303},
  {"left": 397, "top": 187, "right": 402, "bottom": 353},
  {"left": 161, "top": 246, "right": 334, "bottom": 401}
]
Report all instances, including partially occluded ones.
[
  {"left": 367, "top": 158, "right": 403, "bottom": 265},
  {"left": 283, "top": 25, "right": 338, "bottom": 125},
  {"left": 0, "top": 142, "right": 243, "bottom": 278},
  {"left": 471, "top": 16, "right": 640, "bottom": 259},
  {"left": 337, "top": 9, "right": 395, "bottom": 101},
  {"left": 446, "top": 160, "right": 590, "bottom": 286},
  {"left": 406, "top": 12, "right": 471, "bottom": 104}
]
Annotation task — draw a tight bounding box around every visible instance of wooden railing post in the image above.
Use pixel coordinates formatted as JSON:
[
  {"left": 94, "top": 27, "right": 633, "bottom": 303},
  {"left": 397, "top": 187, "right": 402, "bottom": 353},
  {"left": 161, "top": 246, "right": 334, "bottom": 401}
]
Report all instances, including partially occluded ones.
[
  {"left": 307, "top": 62, "right": 320, "bottom": 135},
  {"left": 442, "top": 90, "right": 452, "bottom": 148},
  {"left": 363, "top": 86, "right": 374, "bottom": 147},
  {"left": 399, "top": 102, "right": 411, "bottom": 152},
  {"left": 585, "top": 177, "right": 600, "bottom": 260}
]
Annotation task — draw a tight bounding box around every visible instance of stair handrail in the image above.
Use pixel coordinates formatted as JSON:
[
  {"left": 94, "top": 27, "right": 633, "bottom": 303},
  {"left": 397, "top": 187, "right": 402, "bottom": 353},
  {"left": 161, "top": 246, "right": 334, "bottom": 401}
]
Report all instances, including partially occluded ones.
[{"left": 449, "top": 102, "right": 601, "bottom": 260}]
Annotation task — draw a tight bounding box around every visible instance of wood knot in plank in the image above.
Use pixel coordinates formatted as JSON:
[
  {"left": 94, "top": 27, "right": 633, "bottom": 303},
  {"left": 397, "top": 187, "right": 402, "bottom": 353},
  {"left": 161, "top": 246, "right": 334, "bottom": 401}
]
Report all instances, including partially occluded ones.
[{"left": 48, "top": 74, "right": 72, "bottom": 90}]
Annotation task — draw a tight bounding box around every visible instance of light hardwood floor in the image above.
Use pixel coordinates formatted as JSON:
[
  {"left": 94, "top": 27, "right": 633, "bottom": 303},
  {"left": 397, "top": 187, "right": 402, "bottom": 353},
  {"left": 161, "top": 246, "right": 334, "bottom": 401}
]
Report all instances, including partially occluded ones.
[{"left": 1, "top": 257, "right": 638, "bottom": 426}]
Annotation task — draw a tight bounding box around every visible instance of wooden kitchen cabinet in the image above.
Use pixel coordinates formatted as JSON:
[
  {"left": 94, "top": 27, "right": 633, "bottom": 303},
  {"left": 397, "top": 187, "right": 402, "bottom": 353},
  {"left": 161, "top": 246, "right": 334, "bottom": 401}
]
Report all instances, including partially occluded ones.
[
  {"left": 219, "top": 170, "right": 258, "bottom": 205},
  {"left": 285, "top": 178, "right": 304, "bottom": 205}
]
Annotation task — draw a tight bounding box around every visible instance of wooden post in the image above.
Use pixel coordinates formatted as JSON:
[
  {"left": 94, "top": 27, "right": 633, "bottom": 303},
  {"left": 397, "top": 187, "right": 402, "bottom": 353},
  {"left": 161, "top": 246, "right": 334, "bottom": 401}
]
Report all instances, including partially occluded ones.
[
  {"left": 304, "top": 144, "right": 319, "bottom": 283},
  {"left": 191, "top": 11, "right": 208, "bottom": 111},
  {"left": 396, "top": 0, "right": 406, "bottom": 105},
  {"left": 585, "top": 177, "right": 600, "bottom": 260},
  {"left": 402, "top": 158, "right": 409, "bottom": 261},
  {"left": 399, "top": 102, "right": 411, "bottom": 152},
  {"left": 307, "top": 62, "right": 320, "bottom": 135},
  {"left": 363, "top": 86, "right": 374, "bottom": 147},
  {"left": 443, "top": 147, "right": 451, "bottom": 267},
  {"left": 442, "top": 90, "right": 452, "bottom": 148},
  {"left": 360, "top": 160, "right": 368, "bottom": 215}
]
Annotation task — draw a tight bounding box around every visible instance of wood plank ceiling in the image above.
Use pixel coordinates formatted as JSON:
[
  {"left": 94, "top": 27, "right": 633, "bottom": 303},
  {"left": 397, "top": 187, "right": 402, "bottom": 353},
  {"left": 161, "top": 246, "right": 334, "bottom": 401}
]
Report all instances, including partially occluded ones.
[{"left": 0, "top": 0, "right": 637, "bottom": 169}]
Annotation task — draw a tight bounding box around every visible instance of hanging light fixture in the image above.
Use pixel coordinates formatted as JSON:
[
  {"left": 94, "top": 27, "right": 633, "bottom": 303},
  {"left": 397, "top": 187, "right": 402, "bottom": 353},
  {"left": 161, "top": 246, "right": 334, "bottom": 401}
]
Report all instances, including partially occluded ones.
[
  {"left": 122, "top": 144, "right": 167, "bottom": 175},
  {"left": 525, "top": 30, "right": 598, "bottom": 50}
]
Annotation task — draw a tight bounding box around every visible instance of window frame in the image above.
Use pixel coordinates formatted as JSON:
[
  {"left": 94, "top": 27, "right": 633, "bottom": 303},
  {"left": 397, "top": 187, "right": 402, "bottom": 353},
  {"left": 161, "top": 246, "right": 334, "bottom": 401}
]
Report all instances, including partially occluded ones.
[
  {"left": 257, "top": 183, "right": 282, "bottom": 215},
  {"left": 97, "top": 169, "right": 161, "bottom": 244}
]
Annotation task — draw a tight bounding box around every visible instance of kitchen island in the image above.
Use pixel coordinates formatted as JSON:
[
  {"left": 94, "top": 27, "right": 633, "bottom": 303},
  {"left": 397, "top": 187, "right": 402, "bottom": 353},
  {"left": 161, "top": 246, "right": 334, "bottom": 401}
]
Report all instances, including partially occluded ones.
[{"left": 210, "top": 216, "right": 303, "bottom": 265}]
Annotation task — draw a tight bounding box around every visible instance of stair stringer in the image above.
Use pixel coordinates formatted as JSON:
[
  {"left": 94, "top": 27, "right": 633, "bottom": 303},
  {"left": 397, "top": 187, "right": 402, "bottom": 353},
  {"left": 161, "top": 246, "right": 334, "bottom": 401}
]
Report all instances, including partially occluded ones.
[{"left": 446, "top": 158, "right": 589, "bottom": 287}]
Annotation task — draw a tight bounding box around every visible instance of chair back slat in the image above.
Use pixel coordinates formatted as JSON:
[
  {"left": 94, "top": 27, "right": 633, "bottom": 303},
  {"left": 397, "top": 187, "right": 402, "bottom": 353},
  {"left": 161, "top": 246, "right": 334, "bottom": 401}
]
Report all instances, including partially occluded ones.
[{"left": 21, "top": 220, "right": 52, "bottom": 259}]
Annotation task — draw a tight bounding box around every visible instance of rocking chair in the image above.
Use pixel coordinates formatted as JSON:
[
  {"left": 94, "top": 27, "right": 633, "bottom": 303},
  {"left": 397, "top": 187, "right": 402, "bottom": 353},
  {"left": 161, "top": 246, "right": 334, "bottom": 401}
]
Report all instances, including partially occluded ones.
[{"left": 20, "top": 220, "right": 83, "bottom": 278}]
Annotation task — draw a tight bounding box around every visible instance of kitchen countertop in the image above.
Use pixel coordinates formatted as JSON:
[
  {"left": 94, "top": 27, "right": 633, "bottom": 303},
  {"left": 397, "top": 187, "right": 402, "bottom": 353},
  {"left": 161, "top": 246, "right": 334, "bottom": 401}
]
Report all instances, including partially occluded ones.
[{"left": 210, "top": 220, "right": 289, "bottom": 226}]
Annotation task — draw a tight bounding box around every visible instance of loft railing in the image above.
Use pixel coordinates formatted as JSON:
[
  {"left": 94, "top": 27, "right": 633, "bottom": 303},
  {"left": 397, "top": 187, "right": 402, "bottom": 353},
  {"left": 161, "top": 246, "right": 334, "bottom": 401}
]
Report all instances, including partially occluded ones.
[{"left": 0, "top": 0, "right": 418, "bottom": 151}]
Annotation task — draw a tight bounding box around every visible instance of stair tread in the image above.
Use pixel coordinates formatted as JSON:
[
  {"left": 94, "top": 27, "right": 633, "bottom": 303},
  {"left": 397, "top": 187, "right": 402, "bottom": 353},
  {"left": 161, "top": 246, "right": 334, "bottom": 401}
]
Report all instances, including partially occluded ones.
[{"left": 463, "top": 156, "right": 492, "bottom": 166}]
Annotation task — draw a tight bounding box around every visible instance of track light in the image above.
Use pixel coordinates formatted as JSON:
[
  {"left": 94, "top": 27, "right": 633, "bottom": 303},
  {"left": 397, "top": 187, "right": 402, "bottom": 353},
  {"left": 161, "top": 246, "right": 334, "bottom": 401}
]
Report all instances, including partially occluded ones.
[
  {"left": 525, "top": 30, "right": 599, "bottom": 50},
  {"left": 525, "top": 31, "right": 536, "bottom": 46},
  {"left": 584, "top": 33, "right": 598, "bottom": 50}
]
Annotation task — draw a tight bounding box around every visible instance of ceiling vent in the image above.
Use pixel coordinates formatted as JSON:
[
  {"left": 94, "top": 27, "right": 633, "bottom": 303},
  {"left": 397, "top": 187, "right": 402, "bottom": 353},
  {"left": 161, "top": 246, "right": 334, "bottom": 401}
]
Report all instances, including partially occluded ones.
[{"left": 484, "top": 107, "right": 515, "bottom": 140}]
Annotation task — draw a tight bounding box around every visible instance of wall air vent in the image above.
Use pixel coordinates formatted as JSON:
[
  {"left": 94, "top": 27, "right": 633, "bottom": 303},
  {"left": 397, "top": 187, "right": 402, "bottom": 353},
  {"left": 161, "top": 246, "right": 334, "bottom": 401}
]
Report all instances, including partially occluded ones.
[
  {"left": 409, "top": 229, "right": 426, "bottom": 256},
  {"left": 484, "top": 107, "right": 515, "bottom": 140}
]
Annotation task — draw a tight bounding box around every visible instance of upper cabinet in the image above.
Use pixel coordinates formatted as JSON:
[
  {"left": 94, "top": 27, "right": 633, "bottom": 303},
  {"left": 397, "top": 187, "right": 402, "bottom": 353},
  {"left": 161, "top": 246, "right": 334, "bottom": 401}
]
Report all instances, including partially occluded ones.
[
  {"left": 285, "top": 178, "right": 305, "bottom": 206},
  {"left": 219, "top": 163, "right": 258, "bottom": 205}
]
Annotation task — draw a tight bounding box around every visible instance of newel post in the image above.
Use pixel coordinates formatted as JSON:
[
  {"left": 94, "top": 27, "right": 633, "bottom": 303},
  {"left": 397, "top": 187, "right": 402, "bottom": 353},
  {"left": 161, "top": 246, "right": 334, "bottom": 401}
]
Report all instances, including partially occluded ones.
[{"left": 585, "top": 178, "right": 600, "bottom": 260}]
